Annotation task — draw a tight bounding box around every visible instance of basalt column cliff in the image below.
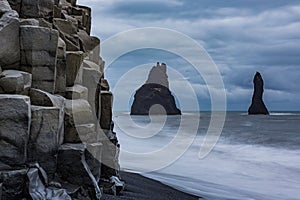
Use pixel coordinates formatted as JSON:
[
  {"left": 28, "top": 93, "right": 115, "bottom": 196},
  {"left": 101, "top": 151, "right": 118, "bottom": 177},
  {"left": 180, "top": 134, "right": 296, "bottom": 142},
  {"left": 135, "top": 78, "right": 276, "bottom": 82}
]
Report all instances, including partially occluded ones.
[
  {"left": 131, "top": 62, "right": 181, "bottom": 115},
  {"left": 0, "top": 0, "right": 123, "bottom": 199},
  {"left": 248, "top": 72, "right": 269, "bottom": 115}
]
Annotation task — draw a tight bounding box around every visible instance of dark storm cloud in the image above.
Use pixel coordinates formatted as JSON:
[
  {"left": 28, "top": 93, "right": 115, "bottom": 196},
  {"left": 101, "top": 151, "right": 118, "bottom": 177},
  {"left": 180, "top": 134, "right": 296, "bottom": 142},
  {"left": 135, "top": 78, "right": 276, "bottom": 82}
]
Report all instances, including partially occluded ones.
[{"left": 78, "top": 0, "right": 300, "bottom": 111}]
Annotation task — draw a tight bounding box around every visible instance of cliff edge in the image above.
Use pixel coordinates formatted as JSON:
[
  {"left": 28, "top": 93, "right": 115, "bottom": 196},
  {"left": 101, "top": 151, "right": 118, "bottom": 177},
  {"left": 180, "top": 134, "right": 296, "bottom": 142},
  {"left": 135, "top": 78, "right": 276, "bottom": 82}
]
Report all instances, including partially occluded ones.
[{"left": 0, "top": 0, "right": 123, "bottom": 199}]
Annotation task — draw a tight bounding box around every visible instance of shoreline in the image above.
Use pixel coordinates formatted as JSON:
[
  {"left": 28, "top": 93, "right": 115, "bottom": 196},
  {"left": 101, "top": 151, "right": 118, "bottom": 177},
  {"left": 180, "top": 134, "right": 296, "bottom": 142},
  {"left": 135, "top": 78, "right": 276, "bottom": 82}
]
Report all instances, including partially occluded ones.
[{"left": 102, "top": 171, "right": 201, "bottom": 200}]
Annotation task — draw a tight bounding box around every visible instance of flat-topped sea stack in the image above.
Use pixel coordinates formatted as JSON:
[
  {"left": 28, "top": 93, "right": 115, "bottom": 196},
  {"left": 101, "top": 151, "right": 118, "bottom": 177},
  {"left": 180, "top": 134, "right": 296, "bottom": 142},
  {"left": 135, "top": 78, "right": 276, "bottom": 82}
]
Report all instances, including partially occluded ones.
[
  {"left": 248, "top": 72, "right": 269, "bottom": 115},
  {"left": 131, "top": 62, "right": 181, "bottom": 115}
]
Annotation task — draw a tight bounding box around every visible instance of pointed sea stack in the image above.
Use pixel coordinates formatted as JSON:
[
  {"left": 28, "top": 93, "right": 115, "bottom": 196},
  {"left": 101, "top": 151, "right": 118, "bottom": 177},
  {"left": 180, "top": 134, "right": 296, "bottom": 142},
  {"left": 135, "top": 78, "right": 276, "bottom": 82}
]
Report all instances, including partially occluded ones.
[
  {"left": 248, "top": 72, "right": 269, "bottom": 115},
  {"left": 131, "top": 62, "right": 181, "bottom": 115}
]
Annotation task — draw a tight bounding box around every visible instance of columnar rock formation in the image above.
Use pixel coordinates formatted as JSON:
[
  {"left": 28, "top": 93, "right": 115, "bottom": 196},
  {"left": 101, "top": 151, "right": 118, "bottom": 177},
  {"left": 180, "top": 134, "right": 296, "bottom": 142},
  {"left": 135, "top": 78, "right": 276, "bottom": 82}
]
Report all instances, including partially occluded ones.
[
  {"left": 248, "top": 72, "right": 269, "bottom": 115},
  {"left": 0, "top": 0, "right": 123, "bottom": 199},
  {"left": 131, "top": 62, "right": 181, "bottom": 115}
]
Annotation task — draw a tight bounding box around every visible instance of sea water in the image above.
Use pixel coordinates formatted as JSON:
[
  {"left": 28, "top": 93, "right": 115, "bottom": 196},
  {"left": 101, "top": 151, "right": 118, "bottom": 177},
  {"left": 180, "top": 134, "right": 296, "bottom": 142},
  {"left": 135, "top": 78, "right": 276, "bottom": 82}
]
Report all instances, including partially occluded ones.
[{"left": 114, "top": 112, "right": 300, "bottom": 200}]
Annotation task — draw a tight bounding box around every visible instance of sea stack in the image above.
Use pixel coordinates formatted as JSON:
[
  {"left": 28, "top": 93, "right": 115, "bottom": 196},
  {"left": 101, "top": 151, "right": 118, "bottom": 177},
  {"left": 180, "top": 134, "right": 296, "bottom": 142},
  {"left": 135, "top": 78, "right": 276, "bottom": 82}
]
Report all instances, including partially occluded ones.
[
  {"left": 131, "top": 62, "right": 181, "bottom": 115},
  {"left": 248, "top": 72, "right": 269, "bottom": 115}
]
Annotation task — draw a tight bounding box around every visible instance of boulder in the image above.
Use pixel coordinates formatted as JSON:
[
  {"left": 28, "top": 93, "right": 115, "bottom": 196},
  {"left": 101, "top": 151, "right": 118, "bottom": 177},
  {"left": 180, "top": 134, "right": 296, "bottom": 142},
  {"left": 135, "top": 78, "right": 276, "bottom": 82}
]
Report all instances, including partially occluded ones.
[
  {"left": 131, "top": 62, "right": 181, "bottom": 115},
  {"left": 28, "top": 106, "right": 61, "bottom": 179},
  {"left": 0, "top": 169, "right": 27, "bottom": 199},
  {"left": 0, "top": 95, "right": 30, "bottom": 166},
  {"left": 100, "top": 91, "right": 113, "bottom": 130},
  {"left": 65, "top": 84, "right": 88, "bottom": 100},
  {"left": 66, "top": 51, "right": 84, "bottom": 87},
  {"left": 248, "top": 72, "right": 269, "bottom": 115},
  {"left": 0, "top": 70, "right": 31, "bottom": 95},
  {"left": 20, "top": 0, "right": 54, "bottom": 19},
  {"left": 0, "top": 3, "right": 20, "bottom": 69}
]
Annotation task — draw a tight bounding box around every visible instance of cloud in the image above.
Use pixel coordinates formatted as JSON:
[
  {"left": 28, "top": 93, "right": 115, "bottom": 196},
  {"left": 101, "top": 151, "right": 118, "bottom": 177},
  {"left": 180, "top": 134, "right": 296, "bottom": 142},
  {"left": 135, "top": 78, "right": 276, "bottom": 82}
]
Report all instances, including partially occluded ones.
[{"left": 77, "top": 0, "right": 300, "bottom": 111}]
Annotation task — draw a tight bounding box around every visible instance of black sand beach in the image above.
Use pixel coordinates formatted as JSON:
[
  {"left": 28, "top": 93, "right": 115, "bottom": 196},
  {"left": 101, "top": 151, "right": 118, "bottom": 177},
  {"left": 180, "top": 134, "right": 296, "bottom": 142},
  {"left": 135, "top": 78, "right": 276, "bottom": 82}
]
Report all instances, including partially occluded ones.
[{"left": 102, "top": 172, "right": 201, "bottom": 200}]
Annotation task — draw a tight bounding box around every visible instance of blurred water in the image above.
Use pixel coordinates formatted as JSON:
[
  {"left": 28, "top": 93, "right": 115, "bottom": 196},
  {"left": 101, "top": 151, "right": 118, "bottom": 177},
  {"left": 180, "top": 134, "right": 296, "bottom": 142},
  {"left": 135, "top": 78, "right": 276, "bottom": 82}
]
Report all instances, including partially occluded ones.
[{"left": 114, "top": 112, "right": 300, "bottom": 200}]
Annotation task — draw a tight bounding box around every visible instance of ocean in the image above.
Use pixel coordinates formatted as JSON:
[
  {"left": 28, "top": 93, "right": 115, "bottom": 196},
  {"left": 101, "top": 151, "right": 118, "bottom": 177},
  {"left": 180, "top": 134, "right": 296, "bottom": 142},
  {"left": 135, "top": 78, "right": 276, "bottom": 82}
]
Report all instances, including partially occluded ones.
[{"left": 114, "top": 112, "right": 300, "bottom": 200}]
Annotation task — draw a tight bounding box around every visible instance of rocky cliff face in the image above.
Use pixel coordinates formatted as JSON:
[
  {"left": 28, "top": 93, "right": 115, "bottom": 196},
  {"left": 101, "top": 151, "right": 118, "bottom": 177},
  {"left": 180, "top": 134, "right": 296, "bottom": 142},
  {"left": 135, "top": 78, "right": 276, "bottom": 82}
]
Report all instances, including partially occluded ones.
[
  {"left": 248, "top": 72, "right": 269, "bottom": 115},
  {"left": 131, "top": 62, "right": 181, "bottom": 115},
  {"left": 0, "top": 0, "right": 123, "bottom": 199}
]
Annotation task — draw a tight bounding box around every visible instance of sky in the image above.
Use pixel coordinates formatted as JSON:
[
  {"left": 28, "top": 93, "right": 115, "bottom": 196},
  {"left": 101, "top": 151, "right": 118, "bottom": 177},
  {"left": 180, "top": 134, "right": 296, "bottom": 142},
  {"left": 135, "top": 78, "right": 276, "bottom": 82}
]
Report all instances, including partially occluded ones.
[{"left": 78, "top": 0, "right": 300, "bottom": 112}]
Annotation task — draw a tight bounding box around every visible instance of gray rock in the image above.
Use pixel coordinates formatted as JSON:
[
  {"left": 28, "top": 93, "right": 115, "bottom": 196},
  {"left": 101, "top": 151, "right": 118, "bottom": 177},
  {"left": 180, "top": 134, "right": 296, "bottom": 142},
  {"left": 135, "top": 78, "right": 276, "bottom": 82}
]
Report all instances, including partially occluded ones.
[
  {"left": 57, "top": 37, "right": 66, "bottom": 59},
  {"left": 78, "top": 5, "right": 91, "bottom": 34},
  {"left": 57, "top": 143, "right": 100, "bottom": 187},
  {"left": 54, "top": 18, "right": 78, "bottom": 35},
  {"left": 29, "top": 88, "right": 62, "bottom": 106},
  {"left": 86, "top": 142, "right": 102, "bottom": 181},
  {"left": 64, "top": 99, "right": 95, "bottom": 128},
  {"left": 20, "top": 25, "right": 58, "bottom": 52},
  {"left": 28, "top": 106, "right": 61, "bottom": 179},
  {"left": 55, "top": 59, "right": 67, "bottom": 95},
  {"left": 0, "top": 169, "right": 27, "bottom": 199},
  {"left": 7, "top": 0, "right": 22, "bottom": 13},
  {"left": 0, "top": 95, "right": 30, "bottom": 166},
  {"left": 0, "top": 5, "right": 20, "bottom": 69},
  {"left": 21, "top": 0, "right": 54, "bottom": 18},
  {"left": 29, "top": 89, "right": 65, "bottom": 145},
  {"left": 82, "top": 67, "right": 102, "bottom": 115},
  {"left": 83, "top": 59, "right": 101, "bottom": 71},
  {"left": 101, "top": 79, "right": 110, "bottom": 91},
  {"left": 64, "top": 123, "right": 97, "bottom": 143},
  {"left": 53, "top": 5, "right": 61, "bottom": 18},
  {"left": 66, "top": 51, "right": 83, "bottom": 87},
  {"left": 20, "top": 25, "right": 59, "bottom": 93},
  {"left": 0, "top": 70, "right": 31, "bottom": 95},
  {"left": 101, "top": 140, "right": 118, "bottom": 178},
  {"left": 55, "top": 38, "right": 67, "bottom": 95},
  {"left": 100, "top": 91, "right": 113, "bottom": 130},
  {"left": 65, "top": 84, "right": 88, "bottom": 100},
  {"left": 146, "top": 62, "right": 169, "bottom": 88},
  {"left": 77, "top": 30, "right": 99, "bottom": 53},
  {"left": 19, "top": 18, "right": 39, "bottom": 26}
]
